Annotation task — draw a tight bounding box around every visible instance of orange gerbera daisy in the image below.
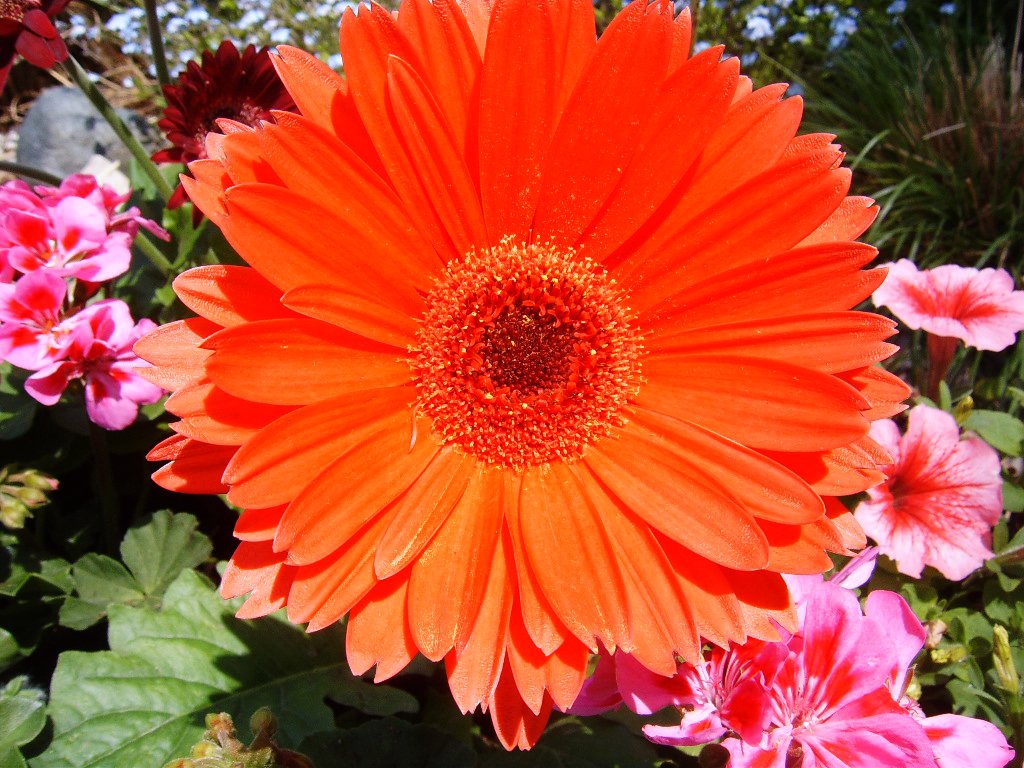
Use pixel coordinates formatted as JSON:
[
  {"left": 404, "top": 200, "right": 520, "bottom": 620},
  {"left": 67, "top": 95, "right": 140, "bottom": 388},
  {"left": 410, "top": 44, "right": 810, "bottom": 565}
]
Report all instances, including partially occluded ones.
[{"left": 136, "top": 0, "right": 910, "bottom": 750}]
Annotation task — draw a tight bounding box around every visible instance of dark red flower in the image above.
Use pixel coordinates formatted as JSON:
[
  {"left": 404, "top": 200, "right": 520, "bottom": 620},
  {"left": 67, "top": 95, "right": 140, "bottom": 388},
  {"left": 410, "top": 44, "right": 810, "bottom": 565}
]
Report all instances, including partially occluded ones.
[
  {"left": 0, "top": 0, "right": 70, "bottom": 93},
  {"left": 152, "top": 41, "right": 297, "bottom": 213}
]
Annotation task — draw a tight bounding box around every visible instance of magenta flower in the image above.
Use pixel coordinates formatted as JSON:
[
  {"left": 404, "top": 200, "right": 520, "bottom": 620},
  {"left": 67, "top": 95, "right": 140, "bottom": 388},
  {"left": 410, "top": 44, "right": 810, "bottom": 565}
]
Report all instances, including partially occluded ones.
[
  {"left": 35, "top": 174, "right": 169, "bottom": 242},
  {"left": 0, "top": 177, "right": 167, "bottom": 284},
  {"left": 855, "top": 404, "right": 1002, "bottom": 580},
  {"left": 24, "top": 300, "right": 162, "bottom": 430},
  {"left": 0, "top": 269, "right": 75, "bottom": 369},
  {"left": 721, "top": 582, "right": 935, "bottom": 768},
  {"left": 865, "top": 591, "right": 1014, "bottom": 768},
  {"left": 873, "top": 260, "right": 1024, "bottom": 396}
]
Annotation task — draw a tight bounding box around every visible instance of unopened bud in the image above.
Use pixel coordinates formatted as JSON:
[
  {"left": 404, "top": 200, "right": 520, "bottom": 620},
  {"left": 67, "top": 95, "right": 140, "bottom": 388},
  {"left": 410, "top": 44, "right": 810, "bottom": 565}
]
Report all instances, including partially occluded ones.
[
  {"left": 249, "top": 707, "right": 277, "bottom": 741},
  {"left": 953, "top": 395, "right": 974, "bottom": 423},
  {"left": 994, "top": 625, "right": 1020, "bottom": 695}
]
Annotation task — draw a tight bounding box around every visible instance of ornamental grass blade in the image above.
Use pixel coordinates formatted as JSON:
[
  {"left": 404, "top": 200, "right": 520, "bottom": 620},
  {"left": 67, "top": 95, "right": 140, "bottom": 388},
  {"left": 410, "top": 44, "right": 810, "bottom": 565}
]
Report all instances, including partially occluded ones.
[{"left": 34, "top": 570, "right": 417, "bottom": 768}]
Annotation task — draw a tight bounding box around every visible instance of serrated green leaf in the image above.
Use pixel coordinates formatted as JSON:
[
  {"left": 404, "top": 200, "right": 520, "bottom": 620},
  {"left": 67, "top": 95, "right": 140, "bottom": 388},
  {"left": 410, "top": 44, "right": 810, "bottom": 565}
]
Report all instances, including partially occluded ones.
[
  {"left": 35, "top": 569, "right": 415, "bottom": 768},
  {"left": 328, "top": 675, "right": 419, "bottom": 717},
  {"left": 59, "top": 553, "right": 147, "bottom": 631},
  {"left": 119, "top": 511, "right": 212, "bottom": 596},
  {"left": 1003, "top": 483, "right": 1024, "bottom": 513},
  {"left": 964, "top": 410, "right": 1024, "bottom": 456}
]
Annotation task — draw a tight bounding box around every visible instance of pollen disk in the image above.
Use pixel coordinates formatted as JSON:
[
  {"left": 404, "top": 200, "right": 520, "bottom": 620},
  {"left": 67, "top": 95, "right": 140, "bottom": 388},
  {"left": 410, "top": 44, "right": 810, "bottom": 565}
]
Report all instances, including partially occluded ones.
[{"left": 412, "top": 240, "right": 644, "bottom": 470}]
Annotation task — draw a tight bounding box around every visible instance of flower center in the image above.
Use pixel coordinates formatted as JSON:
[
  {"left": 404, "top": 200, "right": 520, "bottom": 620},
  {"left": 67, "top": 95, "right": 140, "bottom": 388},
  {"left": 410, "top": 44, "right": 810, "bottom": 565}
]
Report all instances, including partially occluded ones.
[
  {"left": 412, "top": 240, "right": 644, "bottom": 470},
  {"left": 0, "top": 0, "right": 36, "bottom": 23}
]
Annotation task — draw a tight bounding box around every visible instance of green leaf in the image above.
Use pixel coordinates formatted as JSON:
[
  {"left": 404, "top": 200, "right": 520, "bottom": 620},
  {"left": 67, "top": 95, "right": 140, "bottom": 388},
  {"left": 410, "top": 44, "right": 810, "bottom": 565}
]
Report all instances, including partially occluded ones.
[
  {"left": 35, "top": 569, "right": 416, "bottom": 768},
  {"left": 1004, "top": 482, "right": 1024, "bottom": 513},
  {"left": 0, "top": 366, "right": 37, "bottom": 441},
  {"left": 58, "top": 555, "right": 145, "bottom": 630},
  {"left": 964, "top": 410, "right": 1024, "bottom": 456},
  {"left": 120, "top": 511, "right": 212, "bottom": 596},
  {"left": 0, "top": 677, "right": 46, "bottom": 751}
]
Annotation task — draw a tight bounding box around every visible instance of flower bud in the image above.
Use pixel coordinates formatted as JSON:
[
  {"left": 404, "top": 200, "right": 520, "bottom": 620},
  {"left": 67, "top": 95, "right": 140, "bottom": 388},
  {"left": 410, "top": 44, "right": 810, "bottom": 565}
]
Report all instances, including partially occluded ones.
[{"left": 993, "top": 625, "right": 1020, "bottom": 695}]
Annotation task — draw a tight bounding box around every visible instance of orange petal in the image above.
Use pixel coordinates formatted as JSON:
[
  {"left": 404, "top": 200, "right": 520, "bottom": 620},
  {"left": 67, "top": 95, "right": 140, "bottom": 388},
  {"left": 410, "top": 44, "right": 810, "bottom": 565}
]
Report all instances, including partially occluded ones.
[
  {"left": 151, "top": 438, "right": 234, "bottom": 494},
  {"left": 489, "top": 659, "right": 553, "bottom": 750},
  {"left": 584, "top": 427, "right": 770, "bottom": 570},
  {"left": 134, "top": 318, "right": 217, "bottom": 391},
  {"left": 580, "top": 48, "right": 738, "bottom": 263},
  {"left": 644, "top": 242, "right": 881, "bottom": 333},
  {"left": 477, "top": 0, "right": 558, "bottom": 241},
  {"left": 347, "top": 576, "right": 418, "bottom": 682},
  {"left": 658, "top": 536, "right": 746, "bottom": 647},
  {"left": 275, "top": 417, "right": 439, "bottom": 565},
  {"left": 340, "top": 4, "right": 461, "bottom": 262},
  {"left": 586, "top": 479, "right": 700, "bottom": 665},
  {"left": 445, "top": 530, "right": 514, "bottom": 713},
  {"left": 224, "top": 387, "right": 412, "bottom": 508},
  {"left": 221, "top": 541, "right": 296, "bottom": 619},
  {"left": 386, "top": 56, "right": 489, "bottom": 256},
  {"left": 173, "top": 265, "right": 292, "bottom": 327},
  {"left": 533, "top": 0, "right": 674, "bottom": 247},
  {"left": 203, "top": 318, "right": 410, "bottom": 406},
  {"left": 500, "top": 474, "right": 571, "bottom": 655},
  {"left": 375, "top": 449, "right": 474, "bottom": 578},
  {"left": 628, "top": 409, "right": 824, "bottom": 525},
  {"left": 506, "top": 608, "right": 589, "bottom": 714},
  {"left": 220, "top": 184, "right": 430, "bottom": 313},
  {"left": 234, "top": 505, "right": 286, "bottom": 542},
  {"left": 286, "top": 510, "right": 394, "bottom": 629},
  {"left": 256, "top": 113, "right": 438, "bottom": 281},
  {"left": 165, "top": 382, "right": 293, "bottom": 446},
  {"left": 799, "top": 195, "right": 878, "bottom": 246},
  {"left": 624, "top": 150, "right": 852, "bottom": 310},
  {"left": 639, "top": 354, "right": 869, "bottom": 452},
  {"left": 667, "top": 5, "right": 691, "bottom": 73},
  {"left": 408, "top": 468, "right": 504, "bottom": 661},
  {"left": 281, "top": 285, "right": 420, "bottom": 348},
  {"left": 649, "top": 312, "right": 898, "bottom": 375},
  {"left": 839, "top": 365, "right": 911, "bottom": 420},
  {"left": 397, "top": 0, "right": 482, "bottom": 156},
  {"left": 518, "top": 463, "right": 631, "bottom": 652}
]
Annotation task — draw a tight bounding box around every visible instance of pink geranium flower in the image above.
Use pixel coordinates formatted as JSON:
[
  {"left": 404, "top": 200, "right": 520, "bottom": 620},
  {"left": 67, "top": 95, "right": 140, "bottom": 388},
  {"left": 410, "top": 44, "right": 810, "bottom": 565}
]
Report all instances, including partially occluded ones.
[
  {"left": 0, "top": 269, "right": 76, "bottom": 369},
  {"left": 855, "top": 404, "right": 1002, "bottom": 580},
  {"left": 872, "top": 260, "right": 1024, "bottom": 396},
  {"left": 865, "top": 591, "right": 1014, "bottom": 768},
  {"left": 0, "top": 177, "right": 167, "bottom": 284},
  {"left": 24, "top": 299, "right": 163, "bottom": 430},
  {"left": 571, "top": 643, "right": 787, "bottom": 747},
  {"left": 35, "top": 174, "right": 169, "bottom": 242},
  {"left": 720, "top": 582, "right": 935, "bottom": 768}
]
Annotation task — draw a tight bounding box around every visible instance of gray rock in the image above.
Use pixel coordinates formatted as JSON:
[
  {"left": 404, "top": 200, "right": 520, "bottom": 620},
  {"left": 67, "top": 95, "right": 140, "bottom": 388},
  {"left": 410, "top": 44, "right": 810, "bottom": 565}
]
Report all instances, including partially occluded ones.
[{"left": 16, "top": 86, "right": 159, "bottom": 180}]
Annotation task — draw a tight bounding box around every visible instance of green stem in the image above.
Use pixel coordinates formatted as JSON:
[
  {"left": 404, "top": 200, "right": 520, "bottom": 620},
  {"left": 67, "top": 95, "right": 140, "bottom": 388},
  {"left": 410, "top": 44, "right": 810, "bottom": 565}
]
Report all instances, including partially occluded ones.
[
  {"left": 143, "top": 0, "right": 172, "bottom": 88},
  {"left": 63, "top": 55, "right": 174, "bottom": 202},
  {"left": 89, "top": 421, "right": 121, "bottom": 556},
  {"left": 0, "top": 160, "right": 62, "bottom": 185},
  {"left": 133, "top": 231, "right": 175, "bottom": 279}
]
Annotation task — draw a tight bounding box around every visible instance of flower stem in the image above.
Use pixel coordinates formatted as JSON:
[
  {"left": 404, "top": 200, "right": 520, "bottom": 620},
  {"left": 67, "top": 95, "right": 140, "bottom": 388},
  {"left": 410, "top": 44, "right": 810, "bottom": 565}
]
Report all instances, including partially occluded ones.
[
  {"left": 63, "top": 55, "right": 175, "bottom": 202},
  {"left": 143, "top": 0, "right": 172, "bottom": 88},
  {"left": 89, "top": 422, "right": 121, "bottom": 555},
  {"left": 0, "top": 161, "right": 62, "bottom": 186},
  {"left": 133, "top": 231, "right": 175, "bottom": 279}
]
